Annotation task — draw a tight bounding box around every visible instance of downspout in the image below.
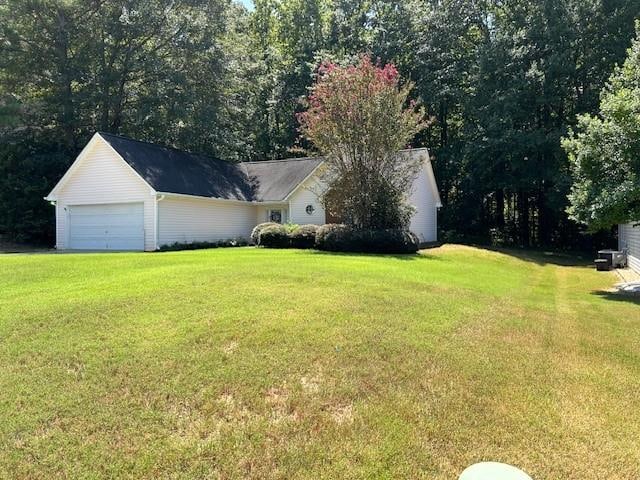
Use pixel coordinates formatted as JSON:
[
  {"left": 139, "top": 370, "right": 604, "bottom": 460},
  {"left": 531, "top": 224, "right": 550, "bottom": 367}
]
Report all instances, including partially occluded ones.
[
  {"left": 46, "top": 199, "right": 58, "bottom": 249},
  {"left": 155, "top": 194, "right": 165, "bottom": 250}
]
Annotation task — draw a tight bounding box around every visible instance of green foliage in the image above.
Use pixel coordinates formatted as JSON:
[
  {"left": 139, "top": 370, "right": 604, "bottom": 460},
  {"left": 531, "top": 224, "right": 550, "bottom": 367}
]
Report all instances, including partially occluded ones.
[
  {"left": 0, "top": 0, "right": 250, "bottom": 157},
  {"left": 299, "top": 56, "right": 425, "bottom": 230},
  {"left": 251, "top": 222, "right": 279, "bottom": 245},
  {"left": 288, "top": 224, "right": 318, "bottom": 248},
  {"left": 258, "top": 224, "right": 290, "bottom": 248},
  {"left": 315, "top": 224, "right": 419, "bottom": 253},
  {"left": 254, "top": 223, "right": 316, "bottom": 249},
  {"left": 410, "top": 0, "right": 640, "bottom": 247},
  {"left": 158, "top": 238, "right": 248, "bottom": 252},
  {"left": 563, "top": 23, "right": 640, "bottom": 230},
  {"left": 0, "top": 130, "right": 70, "bottom": 243},
  {"left": 282, "top": 222, "right": 300, "bottom": 233}
]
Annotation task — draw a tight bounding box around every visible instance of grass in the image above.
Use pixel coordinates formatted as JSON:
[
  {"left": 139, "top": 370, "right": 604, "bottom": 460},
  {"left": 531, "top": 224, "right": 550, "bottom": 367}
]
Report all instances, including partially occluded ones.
[{"left": 0, "top": 245, "right": 638, "bottom": 479}]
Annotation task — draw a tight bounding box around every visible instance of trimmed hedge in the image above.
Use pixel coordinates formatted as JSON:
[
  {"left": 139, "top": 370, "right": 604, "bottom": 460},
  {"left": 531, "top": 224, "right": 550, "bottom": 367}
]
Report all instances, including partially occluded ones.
[
  {"left": 255, "top": 222, "right": 418, "bottom": 253},
  {"left": 259, "top": 224, "right": 290, "bottom": 248},
  {"left": 315, "top": 224, "right": 419, "bottom": 253},
  {"left": 159, "top": 238, "right": 248, "bottom": 252},
  {"left": 289, "top": 224, "right": 318, "bottom": 249},
  {"left": 251, "top": 222, "right": 279, "bottom": 245}
]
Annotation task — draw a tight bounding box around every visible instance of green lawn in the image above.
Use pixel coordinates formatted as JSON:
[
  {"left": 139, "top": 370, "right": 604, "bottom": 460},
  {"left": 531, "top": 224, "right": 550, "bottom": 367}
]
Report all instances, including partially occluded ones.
[{"left": 1, "top": 245, "right": 638, "bottom": 479}]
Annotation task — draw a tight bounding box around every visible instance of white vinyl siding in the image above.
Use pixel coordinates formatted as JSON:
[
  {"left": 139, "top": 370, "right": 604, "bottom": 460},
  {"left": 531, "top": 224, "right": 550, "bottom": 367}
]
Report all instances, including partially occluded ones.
[
  {"left": 288, "top": 177, "right": 326, "bottom": 225},
  {"left": 54, "top": 138, "right": 156, "bottom": 251},
  {"left": 620, "top": 222, "right": 640, "bottom": 273},
  {"left": 158, "top": 196, "right": 256, "bottom": 246},
  {"left": 408, "top": 163, "right": 438, "bottom": 243}
]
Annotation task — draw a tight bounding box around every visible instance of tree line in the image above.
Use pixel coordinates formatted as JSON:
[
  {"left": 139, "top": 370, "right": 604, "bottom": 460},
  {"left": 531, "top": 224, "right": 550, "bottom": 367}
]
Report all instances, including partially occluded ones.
[{"left": 1, "top": 0, "right": 639, "bottom": 247}]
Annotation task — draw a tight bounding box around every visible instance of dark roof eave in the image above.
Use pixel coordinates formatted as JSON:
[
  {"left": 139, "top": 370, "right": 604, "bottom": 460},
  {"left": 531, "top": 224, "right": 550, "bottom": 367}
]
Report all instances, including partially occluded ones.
[{"left": 156, "top": 191, "right": 288, "bottom": 205}]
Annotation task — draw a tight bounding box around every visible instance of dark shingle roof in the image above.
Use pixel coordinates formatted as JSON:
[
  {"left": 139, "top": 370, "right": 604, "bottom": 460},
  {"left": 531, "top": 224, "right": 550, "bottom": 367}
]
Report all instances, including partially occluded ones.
[
  {"left": 99, "top": 132, "right": 322, "bottom": 202},
  {"left": 242, "top": 158, "right": 323, "bottom": 201}
]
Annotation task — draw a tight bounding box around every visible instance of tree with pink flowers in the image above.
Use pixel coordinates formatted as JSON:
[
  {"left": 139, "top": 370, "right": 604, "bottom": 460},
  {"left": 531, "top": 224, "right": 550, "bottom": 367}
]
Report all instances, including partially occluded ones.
[{"left": 298, "top": 56, "right": 427, "bottom": 230}]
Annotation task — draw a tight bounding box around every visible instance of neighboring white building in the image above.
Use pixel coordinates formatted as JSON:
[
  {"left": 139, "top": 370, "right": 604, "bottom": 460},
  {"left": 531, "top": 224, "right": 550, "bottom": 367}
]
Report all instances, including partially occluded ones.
[
  {"left": 45, "top": 132, "right": 441, "bottom": 251},
  {"left": 619, "top": 223, "right": 640, "bottom": 273}
]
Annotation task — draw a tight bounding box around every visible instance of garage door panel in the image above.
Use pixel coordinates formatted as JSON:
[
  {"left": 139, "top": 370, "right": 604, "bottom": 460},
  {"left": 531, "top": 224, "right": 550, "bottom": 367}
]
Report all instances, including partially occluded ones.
[
  {"left": 71, "top": 214, "right": 142, "bottom": 227},
  {"left": 68, "top": 203, "right": 144, "bottom": 250}
]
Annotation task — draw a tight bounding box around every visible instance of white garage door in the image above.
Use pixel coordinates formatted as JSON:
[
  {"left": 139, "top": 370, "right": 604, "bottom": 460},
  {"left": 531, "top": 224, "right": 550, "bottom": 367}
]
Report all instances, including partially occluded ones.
[{"left": 68, "top": 203, "right": 144, "bottom": 250}]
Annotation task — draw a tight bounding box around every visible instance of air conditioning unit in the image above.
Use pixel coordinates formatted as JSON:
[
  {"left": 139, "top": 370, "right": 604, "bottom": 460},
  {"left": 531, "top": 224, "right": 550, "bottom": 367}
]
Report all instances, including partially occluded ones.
[{"left": 598, "top": 249, "right": 627, "bottom": 269}]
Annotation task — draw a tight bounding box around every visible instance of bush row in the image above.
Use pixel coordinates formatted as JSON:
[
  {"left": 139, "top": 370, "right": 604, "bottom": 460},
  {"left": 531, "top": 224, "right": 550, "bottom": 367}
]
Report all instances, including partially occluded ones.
[
  {"left": 159, "top": 238, "right": 248, "bottom": 251},
  {"left": 315, "top": 224, "right": 419, "bottom": 253},
  {"left": 252, "top": 223, "right": 319, "bottom": 249},
  {"left": 252, "top": 223, "right": 419, "bottom": 253}
]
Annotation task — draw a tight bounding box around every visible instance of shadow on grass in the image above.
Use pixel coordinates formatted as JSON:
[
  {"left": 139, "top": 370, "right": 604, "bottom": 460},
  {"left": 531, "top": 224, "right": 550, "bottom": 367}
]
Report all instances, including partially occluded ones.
[
  {"left": 591, "top": 290, "right": 640, "bottom": 305},
  {"left": 467, "top": 243, "right": 593, "bottom": 267},
  {"left": 306, "top": 249, "right": 441, "bottom": 261}
]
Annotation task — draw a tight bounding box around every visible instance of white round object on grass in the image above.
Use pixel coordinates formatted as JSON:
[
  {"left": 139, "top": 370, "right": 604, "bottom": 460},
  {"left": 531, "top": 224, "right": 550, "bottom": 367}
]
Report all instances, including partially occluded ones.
[{"left": 459, "top": 462, "right": 533, "bottom": 480}]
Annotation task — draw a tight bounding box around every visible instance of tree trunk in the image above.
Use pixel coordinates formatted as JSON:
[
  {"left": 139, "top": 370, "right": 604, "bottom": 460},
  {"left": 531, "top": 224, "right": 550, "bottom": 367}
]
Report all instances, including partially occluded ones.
[
  {"left": 495, "top": 189, "right": 505, "bottom": 228},
  {"left": 55, "top": 8, "right": 75, "bottom": 147},
  {"left": 519, "top": 190, "right": 530, "bottom": 247},
  {"left": 439, "top": 101, "right": 448, "bottom": 147},
  {"left": 537, "top": 183, "right": 547, "bottom": 246}
]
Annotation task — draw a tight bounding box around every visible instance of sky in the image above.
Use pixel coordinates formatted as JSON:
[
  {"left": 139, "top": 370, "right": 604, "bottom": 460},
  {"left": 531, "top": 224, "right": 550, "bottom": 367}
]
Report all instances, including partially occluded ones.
[{"left": 237, "top": 0, "right": 254, "bottom": 10}]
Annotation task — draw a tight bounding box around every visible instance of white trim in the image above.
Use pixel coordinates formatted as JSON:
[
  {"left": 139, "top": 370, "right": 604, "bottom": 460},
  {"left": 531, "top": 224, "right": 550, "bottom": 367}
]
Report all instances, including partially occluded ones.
[
  {"left": 424, "top": 152, "right": 442, "bottom": 208},
  {"left": 154, "top": 194, "right": 164, "bottom": 251},
  {"left": 97, "top": 134, "right": 157, "bottom": 196},
  {"left": 45, "top": 133, "right": 102, "bottom": 200},
  {"left": 156, "top": 191, "right": 287, "bottom": 206},
  {"left": 45, "top": 133, "right": 156, "bottom": 201},
  {"left": 403, "top": 148, "right": 442, "bottom": 208}
]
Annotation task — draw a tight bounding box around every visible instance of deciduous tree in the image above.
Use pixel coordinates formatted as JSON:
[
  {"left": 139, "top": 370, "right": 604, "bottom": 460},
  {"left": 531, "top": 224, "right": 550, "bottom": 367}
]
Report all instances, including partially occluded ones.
[
  {"left": 298, "top": 56, "right": 426, "bottom": 230},
  {"left": 563, "top": 23, "right": 640, "bottom": 231}
]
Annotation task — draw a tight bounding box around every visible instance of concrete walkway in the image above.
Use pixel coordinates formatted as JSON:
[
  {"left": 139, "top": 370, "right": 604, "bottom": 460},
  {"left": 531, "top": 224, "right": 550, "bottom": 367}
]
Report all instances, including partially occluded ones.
[
  {"left": 616, "top": 267, "right": 640, "bottom": 283},
  {"left": 614, "top": 267, "right": 640, "bottom": 294}
]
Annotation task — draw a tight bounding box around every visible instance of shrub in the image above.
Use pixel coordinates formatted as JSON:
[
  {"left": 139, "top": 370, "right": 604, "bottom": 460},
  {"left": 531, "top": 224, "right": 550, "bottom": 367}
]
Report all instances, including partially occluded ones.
[
  {"left": 251, "top": 222, "right": 278, "bottom": 245},
  {"left": 315, "top": 224, "right": 419, "bottom": 253},
  {"left": 159, "top": 238, "right": 248, "bottom": 252},
  {"left": 283, "top": 223, "right": 300, "bottom": 233},
  {"left": 289, "top": 224, "right": 318, "bottom": 249},
  {"left": 315, "top": 224, "right": 350, "bottom": 250},
  {"left": 259, "top": 224, "right": 290, "bottom": 248}
]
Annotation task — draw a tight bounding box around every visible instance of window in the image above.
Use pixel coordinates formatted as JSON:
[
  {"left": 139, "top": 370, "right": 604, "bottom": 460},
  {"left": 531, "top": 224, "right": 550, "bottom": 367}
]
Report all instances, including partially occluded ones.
[
  {"left": 305, "top": 204, "right": 315, "bottom": 215},
  {"left": 269, "top": 209, "right": 282, "bottom": 223}
]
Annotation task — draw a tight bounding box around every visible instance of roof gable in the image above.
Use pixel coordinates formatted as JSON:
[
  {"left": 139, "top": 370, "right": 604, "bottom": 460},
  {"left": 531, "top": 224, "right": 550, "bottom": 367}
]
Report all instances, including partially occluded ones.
[
  {"left": 46, "top": 133, "right": 154, "bottom": 200},
  {"left": 99, "top": 132, "right": 256, "bottom": 201},
  {"left": 98, "top": 133, "right": 323, "bottom": 202},
  {"left": 242, "top": 158, "right": 324, "bottom": 202}
]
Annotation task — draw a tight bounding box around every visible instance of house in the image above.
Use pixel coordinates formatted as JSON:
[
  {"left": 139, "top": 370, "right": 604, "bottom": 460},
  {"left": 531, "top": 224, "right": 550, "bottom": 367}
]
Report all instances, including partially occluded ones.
[
  {"left": 45, "top": 132, "right": 442, "bottom": 251},
  {"left": 619, "top": 223, "right": 640, "bottom": 272}
]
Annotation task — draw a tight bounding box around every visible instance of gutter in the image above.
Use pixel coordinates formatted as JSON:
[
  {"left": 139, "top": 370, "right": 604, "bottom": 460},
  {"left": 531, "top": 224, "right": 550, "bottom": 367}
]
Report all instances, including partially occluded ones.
[
  {"left": 155, "top": 191, "right": 287, "bottom": 206},
  {"left": 155, "top": 194, "right": 165, "bottom": 250}
]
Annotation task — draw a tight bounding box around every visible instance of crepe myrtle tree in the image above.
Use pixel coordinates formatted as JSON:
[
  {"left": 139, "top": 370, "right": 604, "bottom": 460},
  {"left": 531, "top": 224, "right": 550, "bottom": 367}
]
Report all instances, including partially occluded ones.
[{"left": 298, "top": 56, "right": 427, "bottom": 230}]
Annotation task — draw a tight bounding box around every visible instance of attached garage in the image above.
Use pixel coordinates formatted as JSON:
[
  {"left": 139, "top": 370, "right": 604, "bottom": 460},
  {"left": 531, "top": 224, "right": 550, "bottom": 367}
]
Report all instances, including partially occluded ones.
[
  {"left": 45, "top": 133, "right": 156, "bottom": 251},
  {"left": 67, "top": 203, "right": 144, "bottom": 251}
]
